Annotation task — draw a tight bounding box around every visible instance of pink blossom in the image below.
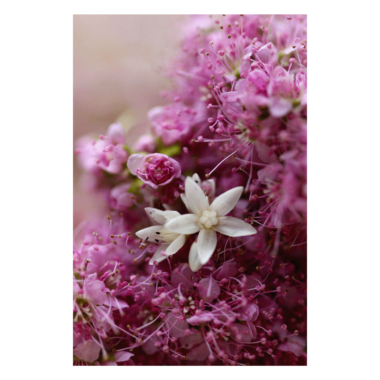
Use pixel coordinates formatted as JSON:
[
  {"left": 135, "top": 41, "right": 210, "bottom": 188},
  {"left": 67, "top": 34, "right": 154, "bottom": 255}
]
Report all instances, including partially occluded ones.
[
  {"left": 269, "top": 97, "right": 293, "bottom": 118},
  {"left": 76, "top": 123, "right": 128, "bottom": 175},
  {"left": 268, "top": 66, "right": 295, "bottom": 98},
  {"left": 83, "top": 274, "right": 107, "bottom": 305},
  {"left": 256, "top": 42, "right": 278, "bottom": 66},
  {"left": 148, "top": 102, "right": 205, "bottom": 145},
  {"left": 133, "top": 134, "right": 156, "bottom": 153},
  {"left": 127, "top": 153, "right": 181, "bottom": 189},
  {"left": 109, "top": 183, "right": 134, "bottom": 211}
]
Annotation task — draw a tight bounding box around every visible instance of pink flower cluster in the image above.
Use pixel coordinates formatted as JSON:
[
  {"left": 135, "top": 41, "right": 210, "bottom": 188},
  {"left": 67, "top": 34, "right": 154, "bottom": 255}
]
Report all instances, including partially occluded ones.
[
  {"left": 74, "top": 14, "right": 307, "bottom": 366},
  {"left": 76, "top": 123, "right": 128, "bottom": 176}
]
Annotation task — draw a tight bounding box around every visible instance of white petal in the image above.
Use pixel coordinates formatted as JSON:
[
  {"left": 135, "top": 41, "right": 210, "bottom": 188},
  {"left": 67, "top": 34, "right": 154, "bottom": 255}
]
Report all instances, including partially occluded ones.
[
  {"left": 136, "top": 226, "right": 163, "bottom": 242},
  {"left": 197, "top": 229, "right": 217, "bottom": 265},
  {"left": 149, "top": 244, "right": 170, "bottom": 265},
  {"left": 180, "top": 193, "right": 190, "bottom": 211},
  {"left": 185, "top": 176, "right": 209, "bottom": 215},
  {"left": 188, "top": 242, "right": 203, "bottom": 272},
  {"left": 210, "top": 187, "right": 244, "bottom": 216},
  {"left": 160, "top": 209, "right": 181, "bottom": 221},
  {"left": 192, "top": 173, "right": 201, "bottom": 184},
  {"left": 165, "top": 234, "right": 186, "bottom": 256},
  {"left": 214, "top": 216, "right": 257, "bottom": 237},
  {"left": 165, "top": 214, "right": 200, "bottom": 235},
  {"left": 145, "top": 207, "right": 180, "bottom": 225},
  {"left": 127, "top": 154, "right": 145, "bottom": 175}
]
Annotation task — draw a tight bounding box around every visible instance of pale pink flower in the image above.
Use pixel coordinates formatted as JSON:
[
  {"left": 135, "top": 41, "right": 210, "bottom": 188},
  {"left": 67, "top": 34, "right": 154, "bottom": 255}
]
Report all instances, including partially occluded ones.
[
  {"left": 133, "top": 134, "right": 156, "bottom": 153},
  {"left": 76, "top": 123, "right": 128, "bottom": 175},
  {"left": 109, "top": 183, "right": 134, "bottom": 211}
]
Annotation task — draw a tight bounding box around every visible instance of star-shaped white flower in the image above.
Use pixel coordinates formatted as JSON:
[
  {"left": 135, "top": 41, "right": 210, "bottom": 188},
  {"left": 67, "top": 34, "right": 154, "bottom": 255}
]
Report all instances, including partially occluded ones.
[
  {"left": 180, "top": 173, "right": 215, "bottom": 209},
  {"left": 136, "top": 208, "right": 186, "bottom": 265},
  {"left": 165, "top": 176, "right": 257, "bottom": 268}
]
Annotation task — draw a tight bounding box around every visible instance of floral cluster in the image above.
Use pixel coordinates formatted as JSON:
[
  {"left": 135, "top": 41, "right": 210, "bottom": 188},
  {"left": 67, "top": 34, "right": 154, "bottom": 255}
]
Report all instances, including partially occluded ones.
[{"left": 74, "top": 14, "right": 307, "bottom": 366}]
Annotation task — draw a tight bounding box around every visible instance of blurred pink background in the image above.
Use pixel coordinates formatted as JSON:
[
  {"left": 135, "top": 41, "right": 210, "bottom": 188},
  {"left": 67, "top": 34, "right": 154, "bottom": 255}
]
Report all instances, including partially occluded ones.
[{"left": 74, "top": 15, "right": 187, "bottom": 227}]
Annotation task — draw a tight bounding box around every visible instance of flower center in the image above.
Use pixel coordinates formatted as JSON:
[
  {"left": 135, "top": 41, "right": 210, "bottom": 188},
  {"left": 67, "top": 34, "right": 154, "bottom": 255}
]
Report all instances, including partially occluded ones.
[{"left": 199, "top": 210, "right": 218, "bottom": 229}]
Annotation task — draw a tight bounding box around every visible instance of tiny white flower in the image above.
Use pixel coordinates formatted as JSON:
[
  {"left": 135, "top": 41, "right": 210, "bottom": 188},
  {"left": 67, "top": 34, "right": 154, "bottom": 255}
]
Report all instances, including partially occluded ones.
[
  {"left": 165, "top": 176, "right": 257, "bottom": 269},
  {"left": 136, "top": 208, "right": 186, "bottom": 265}
]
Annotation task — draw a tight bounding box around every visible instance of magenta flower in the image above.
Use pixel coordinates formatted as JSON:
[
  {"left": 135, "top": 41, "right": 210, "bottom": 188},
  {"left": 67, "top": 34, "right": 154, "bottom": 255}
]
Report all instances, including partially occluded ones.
[{"left": 127, "top": 153, "right": 181, "bottom": 189}]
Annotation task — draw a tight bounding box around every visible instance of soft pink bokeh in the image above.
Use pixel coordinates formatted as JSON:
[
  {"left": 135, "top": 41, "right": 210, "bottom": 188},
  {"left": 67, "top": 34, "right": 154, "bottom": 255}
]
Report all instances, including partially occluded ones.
[{"left": 74, "top": 15, "right": 187, "bottom": 226}]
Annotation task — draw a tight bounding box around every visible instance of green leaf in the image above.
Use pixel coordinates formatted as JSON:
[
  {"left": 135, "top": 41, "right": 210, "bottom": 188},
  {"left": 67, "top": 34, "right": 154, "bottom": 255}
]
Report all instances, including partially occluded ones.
[
  {"left": 292, "top": 99, "right": 301, "bottom": 107},
  {"left": 128, "top": 178, "right": 144, "bottom": 195},
  {"left": 156, "top": 137, "right": 181, "bottom": 157},
  {"left": 123, "top": 145, "right": 133, "bottom": 155}
]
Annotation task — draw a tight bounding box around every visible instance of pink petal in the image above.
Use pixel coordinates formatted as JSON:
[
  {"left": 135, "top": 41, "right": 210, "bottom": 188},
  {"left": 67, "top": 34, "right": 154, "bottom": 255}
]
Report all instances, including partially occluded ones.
[
  {"left": 114, "top": 351, "right": 134, "bottom": 362},
  {"left": 73, "top": 340, "right": 100, "bottom": 363},
  {"left": 187, "top": 312, "right": 214, "bottom": 325},
  {"left": 198, "top": 276, "right": 220, "bottom": 302}
]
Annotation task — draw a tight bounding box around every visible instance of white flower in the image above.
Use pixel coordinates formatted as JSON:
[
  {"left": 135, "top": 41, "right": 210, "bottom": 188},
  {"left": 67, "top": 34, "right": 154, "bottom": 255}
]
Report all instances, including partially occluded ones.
[
  {"left": 136, "top": 208, "right": 186, "bottom": 265},
  {"left": 181, "top": 173, "right": 215, "bottom": 210},
  {"left": 165, "top": 176, "right": 257, "bottom": 269}
]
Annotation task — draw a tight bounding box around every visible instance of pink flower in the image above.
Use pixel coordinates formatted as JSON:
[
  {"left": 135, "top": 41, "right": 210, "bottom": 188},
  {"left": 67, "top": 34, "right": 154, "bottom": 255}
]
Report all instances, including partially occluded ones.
[
  {"left": 127, "top": 153, "right": 181, "bottom": 189},
  {"left": 109, "top": 183, "right": 134, "bottom": 211},
  {"left": 83, "top": 273, "right": 107, "bottom": 305},
  {"left": 76, "top": 123, "right": 128, "bottom": 175},
  {"left": 256, "top": 42, "right": 278, "bottom": 66},
  {"left": 148, "top": 102, "right": 205, "bottom": 145},
  {"left": 295, "top": 71, "right": 307, "bottom": 95},
  {"left": 133, "top": 134, "right": 156, "bottom": 153}
]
